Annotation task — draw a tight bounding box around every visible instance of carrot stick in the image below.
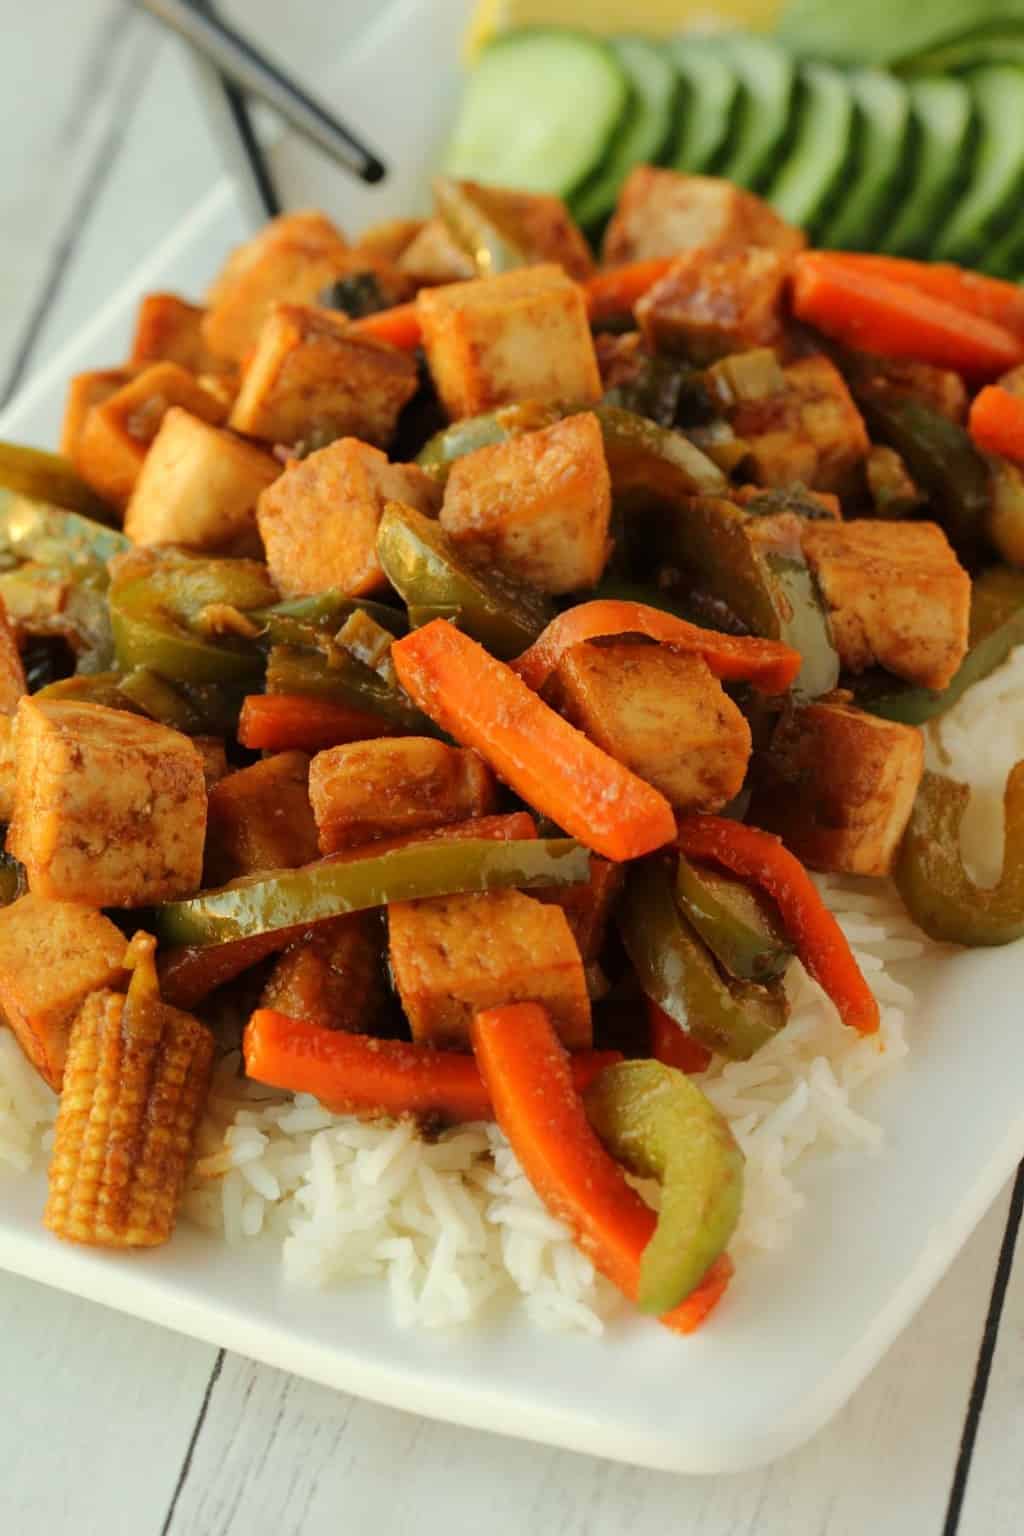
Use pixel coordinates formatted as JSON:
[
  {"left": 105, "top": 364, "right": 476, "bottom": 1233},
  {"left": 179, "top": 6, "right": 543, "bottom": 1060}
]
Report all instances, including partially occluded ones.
[
  {"left": 244, "top": 1007, "right": 621, "bottom": 1122},
  {"left": 471, "top": 1002, "right": 733, "bottom": 1334},
  {"left": 647, "top": 998, "right": 713, "bottom": 1076},
  {"left": 584, "top": 259, "right": 675, "bottom": 325},
  {"left": 676, "top": 816, "right": 880, "bottom": 1035},
  {"left": 811, "top": 253, "right": 1024, "bottom": 342},
  {"left": 391, "top": 620, "right": 676, "bottom": 862},
  {"left": 238, "top": 694, "right": 400, "bottom": 753},
  {"left": 791, "top": 252, "right": 1024, "bottom": 380},
  {"left": 968, "top": 385, "right": 1024, "bottom": 464},
  {"left": 511, "top": 600, "right": 802, "bottom": 695},
  {"left": 348, "top": 303, "right": 422, "bottom": 351}
]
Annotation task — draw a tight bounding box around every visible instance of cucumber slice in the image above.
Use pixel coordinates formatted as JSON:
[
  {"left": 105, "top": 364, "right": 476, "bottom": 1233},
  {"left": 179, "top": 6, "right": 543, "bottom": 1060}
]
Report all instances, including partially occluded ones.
[
  {"left": 877, "top": 77, "right": 975, "bottom": 255},
  {"left": 983, "top": 223, "right": 1024, "bottom": 280},
  {"left": 821, "top": 71, "right": 912, "bottom": 250},
  {"left": 670, "top": 37, "right": 742, "bottom": 174},
  {"left": 714, "top": 35, "right": 797, "bottom": 191},
  {"left": 936, "top": 68, "right": 1024, "bottom": 265},
  {"left": 446, "top": 30, "right": 630, "bottom": 198},
  {"left": 571, "top": 37, "right": 679, "bottom": 230},
  {"left": 777, "top": 0, "right": 1024, "bottom": 69},
  {"left": 906, "top": 33, "right": 1024, "bottom": 75},
  {"left": 764, "top": 63, "right": 857, "bottom": 237}
]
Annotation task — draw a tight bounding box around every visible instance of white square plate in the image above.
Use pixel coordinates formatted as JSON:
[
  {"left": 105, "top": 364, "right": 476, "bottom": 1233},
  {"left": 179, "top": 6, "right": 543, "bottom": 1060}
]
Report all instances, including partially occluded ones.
[{"left": 2, "top": 0, "right": 1023, "bottom": 1475}]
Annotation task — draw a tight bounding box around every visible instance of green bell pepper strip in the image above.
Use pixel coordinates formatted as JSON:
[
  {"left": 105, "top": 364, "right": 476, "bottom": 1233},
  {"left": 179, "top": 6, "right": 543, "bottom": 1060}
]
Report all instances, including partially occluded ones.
[
  {"left": 595, "top": 404, "right": 727, "bottom": 503},
  {"left": 893, "top": 763, "right": 1024, "bottom": 946},
  {"left": 433, "top": 175, "right": 527, "bottom": 276},
  {"left": 118, "top": 668, "right": 206, "bottom": 733},
  {"left": 111, "top": 581, "right": 265, "bottom": 686},
  {"left": 675, "top": 854, "right": 793, "bottom": 985},
  {"left": 251, "top": 591, "right": 407, "bottom": 646},
  {"left": 969, "top": 566, "right": 1024, "bottom": 646},
  {"left": 416, "top": 402, "right": 563, "bottom": 483},
  {"left": 265, "top": 644, "right": 428, "bottom": 732},
  {"left": 376, "top": 500, "right": 553, "bottom": 660},
  {"left": 584, "top": 1060, "right": 744, "bottom": 1315},
  {"left": 0, "top": 490, "right": 130, "bottom": 567},
  {"left": 854, "top": 606, "right": 1024, "bottom": 725},
  {"left": 155, "top": 836, "right": 590, "bottom": 947},
  {"left": 618, "top": 857, "right": 789, "bottom": 1061},
  {"left": 0, "top": 444, "right": 115, "bottom": 523}
]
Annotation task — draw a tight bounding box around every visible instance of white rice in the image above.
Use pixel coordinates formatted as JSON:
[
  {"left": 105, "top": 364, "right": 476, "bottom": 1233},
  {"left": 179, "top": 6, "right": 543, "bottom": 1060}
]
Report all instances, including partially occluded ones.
[{"left": 4, "top": 646, "right": 1022, "bottom": 1333}]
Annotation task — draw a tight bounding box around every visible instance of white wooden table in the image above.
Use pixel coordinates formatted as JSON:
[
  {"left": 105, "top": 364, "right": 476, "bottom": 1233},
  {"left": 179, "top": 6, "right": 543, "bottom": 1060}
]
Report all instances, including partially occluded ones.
[{"left": 1, "top": 5, "right": 1021, "bottom": 1531}]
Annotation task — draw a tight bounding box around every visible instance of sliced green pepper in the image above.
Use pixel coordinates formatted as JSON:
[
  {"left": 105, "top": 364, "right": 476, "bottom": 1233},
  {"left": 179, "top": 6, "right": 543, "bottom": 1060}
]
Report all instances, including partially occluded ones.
[
  {"left": 432, "top": 176, "right": 527, "bottom": 276},
  {"left": 584, "top": 1060, "right": 743, "bottom": 1314},
  {"left": 602, "top": 354, "right": 694, "bottom": 428},
  {"left": 0, "top": 444, "right": 115, "bottom": 523},
  {"left": 376, "top": 500, "right": 553, "bottom": 659},
  {"left": 675, "top": 854, "right": 793, "bottom": 985},
  {"left": 416, "top": 402, "right": 562, "bottom": 483},
  {"left": 893, "top": 764, "right": 1024, "bottom": 946},
  {"left": 618, "top": 857, "right": 789, "bottom": 1061},
  {"left": 854, "top": 606, "right": 1024, "bottom": 725},
  {"left": 595, "top": 405, "right": 728, "bottom": 506},
  {"left": 0, "top": 491, "right": 130, "bottom": 568},
  {"left": 266, "top": 643, "right": 428, "bottom": 732},
  {"left": 35, "top": 672, "right": 140, "bottom": 712},
  {"left": 119, "top": 668, "right": 206, "bottom": 733},
  {"left": 970, "top": 566, "right": 1024, "bottom": 645},
  {"left": 156, "top": 836, "right": 590, "bottom": 947},
  {"left": 251, "top": 590, "right": 407, "bottom": 648}
]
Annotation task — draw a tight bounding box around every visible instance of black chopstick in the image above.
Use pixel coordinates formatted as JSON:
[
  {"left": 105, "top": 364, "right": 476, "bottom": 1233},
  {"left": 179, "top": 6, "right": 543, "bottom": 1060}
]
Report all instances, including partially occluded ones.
[{"left": 134, "top": 0, "right": 387, "bottom": 185}]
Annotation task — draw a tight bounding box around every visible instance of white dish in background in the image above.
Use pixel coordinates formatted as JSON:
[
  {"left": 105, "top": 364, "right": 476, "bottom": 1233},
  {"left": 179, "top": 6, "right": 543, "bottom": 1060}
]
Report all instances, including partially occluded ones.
[{"left": 1, "top": 0, "right": 1023, "bottom": 1476}]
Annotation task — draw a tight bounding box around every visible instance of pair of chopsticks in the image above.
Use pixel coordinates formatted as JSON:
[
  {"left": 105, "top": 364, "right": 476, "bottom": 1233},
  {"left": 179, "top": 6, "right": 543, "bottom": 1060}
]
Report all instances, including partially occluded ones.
[{"left": 134, "top": 0, "right": 386, "bottom": 217}]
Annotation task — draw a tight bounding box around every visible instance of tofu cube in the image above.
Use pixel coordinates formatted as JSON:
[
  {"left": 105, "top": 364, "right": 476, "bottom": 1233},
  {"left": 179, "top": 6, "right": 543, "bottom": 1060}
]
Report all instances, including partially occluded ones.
[
  {"left": 440, "top": 413, "right": 612, "bottom": 594},
  {"left": 435, "top": 181, "right": 595, "bottom": 282},
  {"left": 124, "top": 407, "right": 279, "bottom": 553},
  {"left": 546, "top": 641, "right": 751, "bottom": 813},
  {"left": 257, "top": 436, "right": 440, "bottom": 598},
  {"left": 388, "top": 888, "right": 591, "bottom": 1049},
  {"left": 727, "top": 354, "right": 870, "bottom": 496},
  {"left": 535, "top": 856, "right": 623, "bottom": 963},
  {"left": 202, "top": 209, "right": 351, "bottom": 362},
  {"left": 130, "top": 293, "right": 228, "bottom": 374},
  {"left": 857, "top": 355, "right": 968, "bottom": 424},
  {"left": 60, "top": 368, "right": 136, "bottom": 460},
  {"left": 260, "top": 913, "right": 385, "bottom": 1033},
  {"left": 0, "top": 716, "right": 16, "bottom": 821},
  {"left": 750, "top": 700, "right": 924, "bottom": 877},
  {"left": 72, "top": 362, "right": 227, "bottom": 509},
  {"left": 0, "top": 595, "right": 26, "bottom": 715},
  {"left": 308, "top": 736, "right": 497, "bottom": 854},
  {"left": 636, "top": 247, "right": 790, "bottom": 362},
  {"left": 603, "top": 169, "right": 806, "bottom": 266},
  {"left": 801, "top": 519, "right": 970, "bottom": 691},
  {"left": 417, "top": 264, "right": 602, "bottom": 419},
  {"left": 0, "top": 894, "right": 127, "bottom": 1089},
  {"left": 398, "top": 219, "right": 477, "bottom": 286},
  {"left": 204, "top": 751, "right": 320, "bottom": 885},
  {"left": 8, "top": 698, "right": 207, "bottom": 906},
  {"left": 229, "top": 303, "right": 419, "bottom": 451}
]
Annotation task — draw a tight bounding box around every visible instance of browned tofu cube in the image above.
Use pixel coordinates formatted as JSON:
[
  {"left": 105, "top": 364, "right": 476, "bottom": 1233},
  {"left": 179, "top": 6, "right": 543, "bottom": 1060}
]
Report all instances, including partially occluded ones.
[
  {"left": 8, "top": 698, "right": 207, "bottom": 906},
  {"left": 202, "top": 209, "right": 351, "bottom": 362},
  {"left": 417, "top": 264, "right": 602, "bottom": 419},
  {"left": 728, "top": 355, "right": 870, "bottom": 496},
  {"left": 440, "top": 413, "right": 612, "bottom": 594},
  {"left": 389, "top": 888, "right": 591, "bottom": 1049},
  {"left": 308, "top": 736, "right": 497, "bottom": 854},
  {"left": 129, "top": 293, "right": 229, "bottom": 374},
  {"left": 229, "top": 303, "right": 419, "bottom": 450},
  {"left": 204, "top": 751, "right": 319, "bottom": 885},
  {"left": 801, "top": 520, "right": 970, "bottom": 691},
  {"left": 0, "top": 594, "right": 26, "bottom": 715},
  {"left": 546, "top": 641, "right": 751, "bottom": 813},
  {"left": 0, "top": 717, "right": 16, "bottom": 821},
  {"left": 124, "top": 407, "right": 279, "bottom": 553},
  {"left": 636, "top": 247, "right": 790, "bottom": 362},
  {"left": 60, "top": 368, "right": 136, "bottom": 460},
  {"left": 536, "top": 856, "right": 623, "bottom": 963},
  {"left": 260, "top": 913, "right": 385, "bottom": 1033},
  {"left": 0, "top": 894, "right": 126, "bottom": 1089},
  {"left": 398, "top": 218, "right": 477, "bottom": 286},
  {"left": 72, "top": 362, "right": 227, "bottom": 509},
  {"left": 256, "top": 437, "right": 440, "bottom": 598},
  {"left": 603, "top": 169, "right": 806, "bottom": 266},
  {"left": 750, "top": 700, "right": 924, "bottom": 878}
]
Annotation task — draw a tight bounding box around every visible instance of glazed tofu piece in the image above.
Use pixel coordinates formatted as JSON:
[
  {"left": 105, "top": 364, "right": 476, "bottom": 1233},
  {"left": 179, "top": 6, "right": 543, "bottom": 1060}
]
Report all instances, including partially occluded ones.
[
  {"left": 308, "top": 737, "right": 496, "bottom": 854},
  {"left": 72, "top": 362, "right": 227, "bottom": 509},
  {"left": 229, "top": 303, "right": 419, "bottom": 451},
  {"left": 603, "top": 169, "right": 806, "bottom": 266},
  {"left": 388, "top": 888, "right": 591, "bottom": 1049},
  {"left": 750, "top": 700, "right": 924, "bottom": 878},
  {"left": 204, "top": 751, "right": 320, "bottom": 885},
  {"left": 124, "top": 407, "right": 279, "bottom": 552},
  {"left": 397, "top": 219, "right": 477, "bottom": 286},
  {"left": 256, "top": 437, "right": 440, "bottom": 598},
  {"left": 536, "top": 856, "right": 624, "bottom": 963},
  {"left": 801, "top": 519, "right": 970, "bottom": 691},
  {"left": 129, "top": 293, "right": 228, "bottom": 374},
  {"left": 202, "top": 209, "right": 351, "bottom": 362},
  {"left": 636, "top": 247, "right": 790, "bottom": 362},
  {"left": 8, "top": 698, "right": 207, "bottom": 906},
  {"left": 0, "top": 595, "right": 26, "bottom": 715},
  {"left": 260, "top": 913, "right": 385, "bottom": 1033},
  {"left": 60, "top": 368, "right": 136, "bottom": 460},
  {"left": 728, "top": 355, "right": 870, "bottom": 496},
  {"left": 417, "top": 264, "right": 601, "bottom": 419},
  {"left": 440, "top": 413, "right": 612, "bottom": 594},
  {"left": 0, "top": 895, "right": 126, "bottom": 1090},
  {"left": 546, "top": 641, "right": 751, "bottom": 813}
]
